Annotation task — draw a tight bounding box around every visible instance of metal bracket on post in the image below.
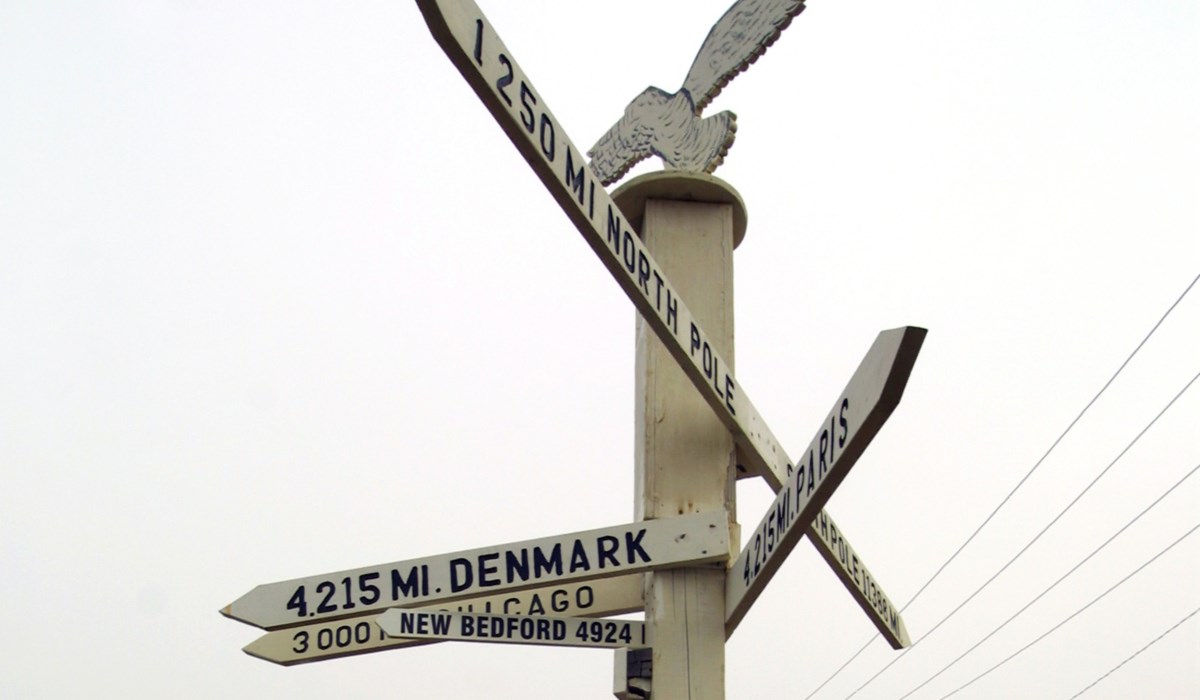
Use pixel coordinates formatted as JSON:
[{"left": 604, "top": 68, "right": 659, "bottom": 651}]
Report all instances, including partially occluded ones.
[{"left": 613, "top": 647, "right": 653, "bottom": 699}]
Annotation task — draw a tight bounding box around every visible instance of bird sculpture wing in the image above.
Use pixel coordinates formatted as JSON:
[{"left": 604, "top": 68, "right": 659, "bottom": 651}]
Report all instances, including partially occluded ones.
[
  {"left": 681, "top": 0, "right": 806, "bottom": 114},
  {"left": 587, "top": 87, "right": 673, "bottom": 186}
]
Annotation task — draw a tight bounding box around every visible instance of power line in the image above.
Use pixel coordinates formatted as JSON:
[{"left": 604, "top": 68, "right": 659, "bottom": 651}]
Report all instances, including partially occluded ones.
[
  {"left": 936, "top": 522, "right": 1200, "bottom": 699},
  {"left": 1067, "top": 605, "right": 1200, "bottom": 699},
  {"left": 803, "top": 272, "right": 1199, "bottom": 700},
  {"left": 896, "top": 462, "right": 1200, "bottom": 699},
  {"left": 842, "top": 368, "right": 1199, "bottom": 698}
]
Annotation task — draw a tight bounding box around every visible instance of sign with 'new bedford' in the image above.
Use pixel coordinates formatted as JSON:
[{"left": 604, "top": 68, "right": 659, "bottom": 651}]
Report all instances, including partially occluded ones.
[
  {"left": 244, "top": 576, "right": 644, "bottom": 666},
  {"left": 378, "top": 609, "right": 647, "bottom": 650},
  {"left": 223, "top": 511, "right": 728, "bottom": 630}
]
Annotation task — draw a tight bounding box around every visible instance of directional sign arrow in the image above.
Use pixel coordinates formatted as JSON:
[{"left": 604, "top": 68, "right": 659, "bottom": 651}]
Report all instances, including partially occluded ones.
[
  {"left": 223, "top": 510, "right": 726, "bottom": 631},
  {"left": 378, "top": 610, "right": 647, "bottom": 650},
  {"left": 725, "top": 326, "right": 925, "bottom": 636},
  {"left": 414, "top": 0, "right": 917, "bottom": 650},
  {"left": 243, "top": 576, "right": 643, "bottom": 666}
]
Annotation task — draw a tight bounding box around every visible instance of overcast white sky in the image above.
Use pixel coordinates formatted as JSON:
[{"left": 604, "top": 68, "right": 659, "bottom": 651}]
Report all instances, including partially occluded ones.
[{"left": 2, "top": 1, "right": 1197, "bottom": 698}]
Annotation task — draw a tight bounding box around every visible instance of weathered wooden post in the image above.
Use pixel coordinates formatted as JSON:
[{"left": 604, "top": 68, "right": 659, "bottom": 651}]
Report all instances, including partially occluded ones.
[{"left": 615, "top": 174, "right": 747, "bottom": 698}]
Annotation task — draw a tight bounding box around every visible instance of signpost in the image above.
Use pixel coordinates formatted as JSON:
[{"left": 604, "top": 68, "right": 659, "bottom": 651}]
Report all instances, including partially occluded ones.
[
  {"left": 378, "top": 610, "right": 647, "bottom": 650},
  {"left": 244, "top": 576, "right": 643, "bottom": 666},
  {"left": 413, "top": 0, "right": 916, "bottom": 651},
  {"left": 224, "top": 1, "right": 927, "bottom": 695},
  {"left": 223, "top": 511, "right": 728, "bottom": 631}
]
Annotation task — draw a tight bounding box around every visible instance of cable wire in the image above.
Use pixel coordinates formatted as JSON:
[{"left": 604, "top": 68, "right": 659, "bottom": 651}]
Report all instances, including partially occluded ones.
[
  {"left": 937, "top": 522, "right": 1200, "bottom": 699},
  {"left": 843, "top": 369, "right": 1199, "bottom": 698},
  {"left": 896, "top": 463, "right": 1200, "bottom": 699},
  {"left": 1067, "top": 605, "right": 1200, "bottom": 699},
  {"left": 803, "top": 273, "right": 1198, "bottom": 700}
]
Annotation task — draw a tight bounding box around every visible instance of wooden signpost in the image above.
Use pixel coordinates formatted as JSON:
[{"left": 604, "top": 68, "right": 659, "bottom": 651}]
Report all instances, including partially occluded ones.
[
  {"left": 412, "top": 0, "right": 917, "bottom": 652},
  {"left": 223, "top": 0, "right": 927, "bottom": 695}
]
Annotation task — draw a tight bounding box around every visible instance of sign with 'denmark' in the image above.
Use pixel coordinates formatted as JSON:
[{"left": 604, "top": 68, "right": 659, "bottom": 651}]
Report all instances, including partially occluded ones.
[{"left": 223, "top": 511, "right": 728, "bottom": 631}]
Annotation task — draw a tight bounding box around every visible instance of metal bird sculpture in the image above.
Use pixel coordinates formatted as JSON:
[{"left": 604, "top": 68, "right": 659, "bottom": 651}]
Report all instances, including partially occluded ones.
[{"left": 587, "top": 0, "right": 807, "bottom": 186}]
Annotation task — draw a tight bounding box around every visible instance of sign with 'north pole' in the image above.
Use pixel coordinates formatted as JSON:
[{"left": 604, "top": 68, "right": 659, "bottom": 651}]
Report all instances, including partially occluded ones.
[{"left": 223, "top": 510, "right": 728, "bottom": 630}]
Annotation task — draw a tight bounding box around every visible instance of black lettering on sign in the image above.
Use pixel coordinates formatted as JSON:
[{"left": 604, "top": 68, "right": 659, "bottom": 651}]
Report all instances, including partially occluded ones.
[
  {"left": 292, "top": 630, "right": 309, "bottom": 654},
  {"left": 597, "top": 535, "right": 620, "bottom": 568},
  {"left": 358, "top": 572, "right": 381, "bottom": 606},
  {"left": 622, "top": 230, "right": 636, "bottom": 273},
  {"left": 495, "top": 54, "right": 514, "bottom": 106},
  {"left": 519, "top": 82, "right": 536, "bottom": 133},
  {"left": 606, "top": 206, "right": 622, "bottom": 255},
  {"left": 569, "top": 540, "right": 592, "bottom": 573},
  {"left": 636, "top": 250, "right": 651, "bottom": 295},
  {"left": 449, "top": 558, "right": 473, "bottom": 593},
  {"left": 818, "top": 428, "right": 829, "bottom": 481},
  {"left": 565, "top": 150, "right": 587, "bottom": 208},
  {"left": 478, "top": 552, "right": 501, "bottom": 587},
  {"left": 533, "top": 543, "right": 563, "bottom": 578},
  {"left": 506, "top": 549, "right": 529, "bottom": 583},
  {"left": 391, "top": 564, "right": 428, "bottom": 600},
  {"left": 539, "top": 113, "right": 555, "bottom": 160},
  {"left": 839, "top": 398, "right": 850, "bottom": 446},
  {"left": 472, "top": 19, "right": 484, "bottom": 65},
  {"left": 315, "top": 581, "right": 337, "bottom": 614},
  {"left": 625, "top": 529, "right": 651, "bottom": 563},
  {"left": 286, "top": 585, "right": 308, "bottom": 618}
]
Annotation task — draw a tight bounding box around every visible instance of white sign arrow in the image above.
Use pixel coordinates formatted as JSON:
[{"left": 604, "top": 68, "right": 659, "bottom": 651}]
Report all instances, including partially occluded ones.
[
  {"left": 378, "top": 610, "right": 647, "bottom": 650},
  {"left": 223, "top": 510, "right": 727, "bottom": 631},
  {"left": 243, "top": 576, "right": 643, "bottom": 665},
  {"left": 725, "top": 327, "right": 925, "bottom": 635}
]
